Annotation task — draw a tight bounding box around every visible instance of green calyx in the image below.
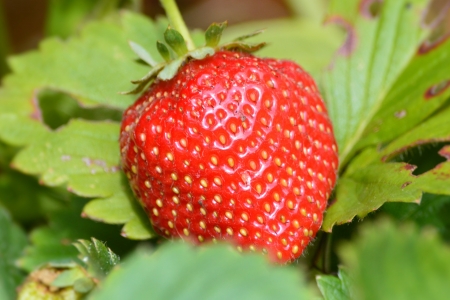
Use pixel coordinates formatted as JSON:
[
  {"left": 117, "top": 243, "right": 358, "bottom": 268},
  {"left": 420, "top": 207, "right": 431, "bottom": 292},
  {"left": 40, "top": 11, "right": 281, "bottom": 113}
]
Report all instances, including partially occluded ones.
[{"left": 122, "top": 21, "right": 266, "bottom": 95}]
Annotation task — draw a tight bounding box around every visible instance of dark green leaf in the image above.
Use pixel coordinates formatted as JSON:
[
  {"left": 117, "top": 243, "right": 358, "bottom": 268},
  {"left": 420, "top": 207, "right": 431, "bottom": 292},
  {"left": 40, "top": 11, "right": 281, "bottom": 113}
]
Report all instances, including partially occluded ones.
[
  {"left": 222, "top": 41, "right": 266, "bottom": 52},
  {"left": 316, "top": 267, "right": 352, "bottom": 300},
  {"left": 38, "top": 89, "right": 122, "bottom": 130},
  {"left": 205, "top": 21, "right": 227, "bottom": 47},
  {"left": 73, "top": 238, "right": 120, "bottom": 279},
  {"left": 156, "top": 41, "right": 171, "bottom": 62},
  {"left": 164, "top": 27, "right": 188, "bottom": 57},
  {"left": 0, "top": 207, "right": 28, "bottom": 300},
  {"left": 18, "top": 198, "right": 137, "bottom": 272},
  {"left": 0, "top": 166, "right": 65, "bottom": 224},
  {"left": 340, "top": 218, "right": 450, "bottom": 300},
  {"left": 382, "top": 193, "right": 450, "bottom": 241},
  {"left": 415, "top": 145, "right": 450, "bottom": 195},
  {"left": 90, "top": 242, "right": 316, "bottom": 300}
]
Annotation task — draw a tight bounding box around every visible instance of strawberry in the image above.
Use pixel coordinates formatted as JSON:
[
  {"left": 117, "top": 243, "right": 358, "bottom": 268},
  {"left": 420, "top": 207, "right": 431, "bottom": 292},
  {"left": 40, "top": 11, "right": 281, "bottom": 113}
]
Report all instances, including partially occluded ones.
[{"left": 120, "top": 21, "right": 338, "bottom": 263}]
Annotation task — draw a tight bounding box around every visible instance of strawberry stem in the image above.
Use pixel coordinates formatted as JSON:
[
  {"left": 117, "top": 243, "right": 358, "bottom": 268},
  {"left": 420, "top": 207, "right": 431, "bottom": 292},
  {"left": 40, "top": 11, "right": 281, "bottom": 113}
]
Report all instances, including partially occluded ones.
[{"left": 159, "top": 0, "right": 195, "bottom": 51}]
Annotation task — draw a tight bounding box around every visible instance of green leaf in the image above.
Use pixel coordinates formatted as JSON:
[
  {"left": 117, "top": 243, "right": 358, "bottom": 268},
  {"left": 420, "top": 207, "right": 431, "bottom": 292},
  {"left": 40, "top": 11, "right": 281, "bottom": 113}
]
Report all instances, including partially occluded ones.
[
  {"left": 11, "top": 119, "right": 155, "bottom": 238},
  {"left": 323, "top": 163, "right": 421, "bottom": 231},
  {"left": 0, "top": 206, "right": 28, "bottom": 300},
  {"left": 188, "top": 47, "right": 215, "bottom": 60},
  {"left": 157, "top": 57, "right": 184, "bottom": 80},
  {"left": 0, "top": 114, "right": 50, "bottom": 147},
  {"left": 120, "top": 213, "right": 154, "bottom": 240},
  {"left": 381, "top": 107, "right": 450, "bottom": 161},
  {"left": 0, "top": 165, "right": 65, "bottom": 224},
  {"left": 123, "top": 63, "right": 165, "bottom": 95},
  {"left": 328, "top": 144, "right": 450, "bottom": 230},
  {"left": 83, "top": 193, "right": 135, "bottom": 224},
  {"left": 13, "top": 120, "right": 120, "bottom": 191},
  {"left": 73, "top": 238, "right": 120, "bottom": 280},
  {"left": 90, "top": 242, "right": 316, "bottom": 300},
  {"left": 156, "top": 41, "right": 171, "bottom": 62},
  {"left": 18, "top": 198, "right": 137, "bottom": 272},
  {"left": 319, "top": 0, "right": 450, "bottom": 230},
  {"left": 0, "top": 11, "right": 161, "bottom": 120},
  {"left": 51, "top": 267, "right": 86, "bottom": 288},
  {"left": 340, "top": 218, "right": 450, "bottom": 300},
  {"left": 322, "top": 0, "right": 430, "bottom": 166},
  {"left": 316, "top": 267, "right": 352, "bottom": 300},
  {"left": 122, "top": 11, "right": 166, "bottom": 62},
  {"left": 222, "top": 41, "right": 267, "bottom": 52},
  {"left": 1, "top": 11, "right": 160, "bottom": 154},
  {"left": 284, "top": 0, "right": 328, "bottom": 21},
  {"left": 164, "top": 27, "right": 188, "bottom": 57},
  {"left": 73, "top": 276, "right": 95, "bottom": 293},
  {"left": 222, "top": 18, "right": 344, "bottom": 76},
  {"left": 354, "top": 39, "right": 450, "bottom": 154},
  {"left": 38, "top": 89, "right": 123, "bottom": 130},
  {"left": 128, "top": 40, "right": 158, "bottom": 66},
  {"left": 45, "top": 0, "right": 93, "bottom": 37},
  {"left": 205, "top": 21, "right": 227, "bottom": 47}
]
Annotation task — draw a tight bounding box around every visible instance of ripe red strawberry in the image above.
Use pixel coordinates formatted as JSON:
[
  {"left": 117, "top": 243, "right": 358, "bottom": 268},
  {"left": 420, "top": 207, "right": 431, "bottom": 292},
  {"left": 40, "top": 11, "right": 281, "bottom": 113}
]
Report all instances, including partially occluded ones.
[
  {"left": 120, "top": 48, "right": 338, "bottom": 263},
  {"left": 120, "top": 16, "right": 339, "bottom": 263}
]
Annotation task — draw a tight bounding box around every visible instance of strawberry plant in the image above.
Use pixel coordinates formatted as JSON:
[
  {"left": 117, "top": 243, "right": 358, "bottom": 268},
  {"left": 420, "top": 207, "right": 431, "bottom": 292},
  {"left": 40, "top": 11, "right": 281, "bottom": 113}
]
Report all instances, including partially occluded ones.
[{"left": 1, "top": 0, "right": 450, "bottom": 299}]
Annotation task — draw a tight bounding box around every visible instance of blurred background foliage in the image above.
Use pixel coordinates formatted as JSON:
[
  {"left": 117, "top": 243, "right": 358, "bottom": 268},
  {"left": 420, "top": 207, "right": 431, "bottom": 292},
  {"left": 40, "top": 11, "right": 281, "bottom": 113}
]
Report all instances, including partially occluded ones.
[
  {"left": 1, "top": 0, "right": 449, "bottom": 77},
  {"left": 0, "top": 0, "right": 295, "bottom": 79}
]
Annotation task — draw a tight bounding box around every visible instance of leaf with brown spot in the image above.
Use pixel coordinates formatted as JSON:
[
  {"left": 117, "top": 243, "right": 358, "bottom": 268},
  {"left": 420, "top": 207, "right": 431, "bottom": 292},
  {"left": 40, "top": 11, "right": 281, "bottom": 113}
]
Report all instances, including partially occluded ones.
[
  {"left": 381, "top": 106, "right": 450, "bottom": 161},
  {"left": 12, "top": 119, "right": 155, "bottom": 239},
  {"left": 321, "top": 0, "right": 450, "bottom": 231},
  {"left": 355, "top": 37, "right": 450, "bottom": 155},
  {"left": 0, "top": 12, "right": 171, "bottom": 151},
  {"left": 322, "top": 0, "right": 434, "bottom": 167},
  {"left": 323, "top": 162, "right": 421, "bottom": 231}
]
